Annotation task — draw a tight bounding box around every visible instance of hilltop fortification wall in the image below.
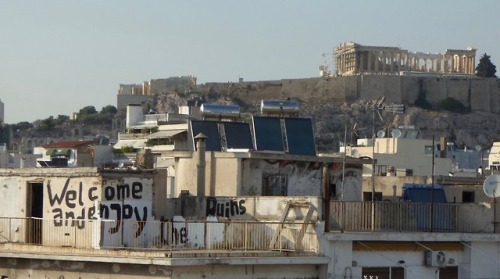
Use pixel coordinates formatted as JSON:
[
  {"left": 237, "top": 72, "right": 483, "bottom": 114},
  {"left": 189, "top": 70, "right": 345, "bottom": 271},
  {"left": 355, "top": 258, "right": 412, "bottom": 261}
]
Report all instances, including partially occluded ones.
[{"left": 232, "top": 76, "right": 500, "bottom": 113}]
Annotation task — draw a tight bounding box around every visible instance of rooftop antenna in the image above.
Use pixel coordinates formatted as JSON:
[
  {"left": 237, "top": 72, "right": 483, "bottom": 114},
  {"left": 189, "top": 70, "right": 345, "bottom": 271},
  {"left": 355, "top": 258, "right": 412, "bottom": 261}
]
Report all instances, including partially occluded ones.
[{"left": 483, "top": 175, "right": 500, "bottom": 233}]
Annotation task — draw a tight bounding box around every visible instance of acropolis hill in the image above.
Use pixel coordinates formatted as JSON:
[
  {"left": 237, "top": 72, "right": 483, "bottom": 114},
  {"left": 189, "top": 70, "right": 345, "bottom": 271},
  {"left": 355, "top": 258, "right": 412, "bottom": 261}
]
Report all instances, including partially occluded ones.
[
  {"left": 126, "top": 43, "right": 499, "bottom": 151},
  {"left": 8, "top": 43, "right": 500, "bottom": 154}
]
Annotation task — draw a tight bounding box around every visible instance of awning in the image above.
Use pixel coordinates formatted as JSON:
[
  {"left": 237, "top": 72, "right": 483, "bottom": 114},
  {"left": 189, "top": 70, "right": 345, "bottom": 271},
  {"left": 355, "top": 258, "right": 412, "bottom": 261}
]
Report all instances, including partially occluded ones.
[
  {"left": 128, "top": 123, "right": 158, "bottom": 130},
  {"left": 113, "top": 139, "right": 148, "bottom": 149},
  {"left": 147, "top": 130, "right": 186, "bottom": 139}
]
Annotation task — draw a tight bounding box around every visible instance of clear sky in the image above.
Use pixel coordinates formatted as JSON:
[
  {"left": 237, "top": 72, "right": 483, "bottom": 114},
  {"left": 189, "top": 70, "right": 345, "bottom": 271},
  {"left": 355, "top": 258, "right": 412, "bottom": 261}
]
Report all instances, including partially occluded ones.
[{"left": 1, "top": 0, "right": 498, "bottom": 124}]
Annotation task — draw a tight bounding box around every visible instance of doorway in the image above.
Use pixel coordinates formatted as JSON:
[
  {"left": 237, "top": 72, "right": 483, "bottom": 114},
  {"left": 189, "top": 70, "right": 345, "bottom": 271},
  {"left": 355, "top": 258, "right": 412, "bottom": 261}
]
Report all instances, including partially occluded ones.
[{"left": 27, "top": 183, "right": 43, "bottom": 244}]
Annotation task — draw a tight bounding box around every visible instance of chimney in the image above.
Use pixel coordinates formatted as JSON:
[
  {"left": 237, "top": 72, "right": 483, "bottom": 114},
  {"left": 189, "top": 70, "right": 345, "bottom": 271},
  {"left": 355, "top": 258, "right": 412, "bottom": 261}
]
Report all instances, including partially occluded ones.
[
  {"left": 440, "top": 137, "right": 447, "bottom": 158},
  {"left": 195, "top": 133, "right": 207, "bottom": 197}
]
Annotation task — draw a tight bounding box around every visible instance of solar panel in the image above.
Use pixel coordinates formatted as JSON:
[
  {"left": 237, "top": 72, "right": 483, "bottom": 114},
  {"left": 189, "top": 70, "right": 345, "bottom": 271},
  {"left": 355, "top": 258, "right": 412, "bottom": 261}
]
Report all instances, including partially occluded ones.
[
  {"left": 252, "top": 116, "right": 284, "bottom": 152},
  {"left": 190, "top": 120, "right": 221, "bottom": 151},
  {"left": 284, "top": 118, "right": 316, "bottom": 156},
  {"left": 222, "top": 122, "right": 253, "bottom": 150}
]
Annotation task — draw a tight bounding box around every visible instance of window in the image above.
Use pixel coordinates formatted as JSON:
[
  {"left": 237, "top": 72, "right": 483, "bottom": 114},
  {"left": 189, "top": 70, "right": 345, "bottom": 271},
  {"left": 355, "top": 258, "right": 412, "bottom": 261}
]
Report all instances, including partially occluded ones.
[
  {"left": 363, "top": 191, "right": 383, "bottom": 201},
  {"left": 424, "top": 145, "right": 433, "bottom": 155},
  {"left": 439, "top": 267, "right": 458, "bottom": 279},
  {"left": 262, "top": 173, "right": 287, "bottom": 196},
  {"left": 462, "top": 191, "right": 475, "bottom": 203},
  {"left": 362, "top": 267, "right": 404, "bottom": 279},
  {"left": 330, "top": 183, "right": 337, "bottom": 199}
]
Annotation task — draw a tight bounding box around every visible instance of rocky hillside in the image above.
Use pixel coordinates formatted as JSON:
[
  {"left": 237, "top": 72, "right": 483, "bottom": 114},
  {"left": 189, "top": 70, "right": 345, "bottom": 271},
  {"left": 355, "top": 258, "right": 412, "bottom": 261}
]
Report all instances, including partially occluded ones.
[{"left": 144, "top": 79, "right": 500, "bottom": 153}]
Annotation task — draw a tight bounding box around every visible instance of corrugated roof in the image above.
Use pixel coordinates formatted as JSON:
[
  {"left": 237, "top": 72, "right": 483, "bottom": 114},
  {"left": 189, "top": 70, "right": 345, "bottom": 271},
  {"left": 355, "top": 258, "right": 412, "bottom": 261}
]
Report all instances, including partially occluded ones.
[{"left": 41, "top": 140, "right": 94, "bottom": 149}]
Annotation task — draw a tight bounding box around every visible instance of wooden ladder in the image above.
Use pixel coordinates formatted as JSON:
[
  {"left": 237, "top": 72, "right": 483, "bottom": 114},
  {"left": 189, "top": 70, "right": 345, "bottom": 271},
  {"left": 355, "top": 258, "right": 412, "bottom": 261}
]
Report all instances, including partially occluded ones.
[{"left": 269, "top": 201, "right": 315, "bottom": 251}]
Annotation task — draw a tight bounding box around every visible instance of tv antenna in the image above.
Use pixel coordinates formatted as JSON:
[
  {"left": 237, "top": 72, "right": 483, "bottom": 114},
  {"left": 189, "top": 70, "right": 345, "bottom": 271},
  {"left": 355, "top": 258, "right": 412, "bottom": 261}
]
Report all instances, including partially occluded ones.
[{"left": 483, "top": 175, "right": 500, "bottom": 233}]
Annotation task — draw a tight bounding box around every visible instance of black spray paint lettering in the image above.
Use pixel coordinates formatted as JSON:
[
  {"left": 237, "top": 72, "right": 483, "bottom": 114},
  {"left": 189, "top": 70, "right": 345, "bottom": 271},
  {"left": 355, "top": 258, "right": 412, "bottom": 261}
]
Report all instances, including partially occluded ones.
[
  {"left": 48, "top": 179, "right": 98, "bottom": 228},
  {"left": 206, "top": 197, "right": 246, "bottom": 218},
  {"left": 171, "top": 226, "right": 188, "bottom": 245},
  {"left": 100, "top": 204, "right": 148, "bottom": 237},
  {"left": 99, "top": 182, "right": 147, "bottom": 236},
  {"left": 104, "top": 182, "right": 143, "bottom": 200}
]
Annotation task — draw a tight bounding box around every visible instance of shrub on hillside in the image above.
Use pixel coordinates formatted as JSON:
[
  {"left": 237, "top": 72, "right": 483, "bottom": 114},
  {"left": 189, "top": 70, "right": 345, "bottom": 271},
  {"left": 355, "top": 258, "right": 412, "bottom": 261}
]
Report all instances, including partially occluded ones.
[{"left": 439, "top": 97, "right": 468, "bottom": 113}]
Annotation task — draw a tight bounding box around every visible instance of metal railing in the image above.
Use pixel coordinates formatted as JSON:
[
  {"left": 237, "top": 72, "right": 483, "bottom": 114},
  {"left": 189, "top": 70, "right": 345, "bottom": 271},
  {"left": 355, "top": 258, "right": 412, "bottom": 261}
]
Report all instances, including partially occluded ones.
[
  {"left": 0, "top": 217, "right": 318, "bottom": 254},
  {"left": 329, "top": 201, "right": 494, "bottom": 233}
]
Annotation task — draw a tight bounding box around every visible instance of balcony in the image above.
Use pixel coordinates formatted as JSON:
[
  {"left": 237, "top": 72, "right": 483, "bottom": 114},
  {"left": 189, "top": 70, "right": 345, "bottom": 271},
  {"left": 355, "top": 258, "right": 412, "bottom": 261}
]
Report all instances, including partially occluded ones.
[
  {"left": 329, "top": 201, "right": 495, "bottom": 233},
  {"left": 0, "top": 218, "right": 318, "bottom": 257}
]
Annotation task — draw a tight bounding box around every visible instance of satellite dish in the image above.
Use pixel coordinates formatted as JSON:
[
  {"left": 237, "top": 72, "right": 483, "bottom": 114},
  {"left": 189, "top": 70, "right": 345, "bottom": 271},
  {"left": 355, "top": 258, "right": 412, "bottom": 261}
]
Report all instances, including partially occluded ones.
[
  {"left": 391, "top": 129, "right": 402, "bottom": 138},
  {"left": 475, "top": 145, "right": 482, "bottom": 152},
  {"left": 483, "top": 175, "right": 500, "bottom": 198},
  {"left": 376, "top": 130, "right": 385, "bottom": 138}
]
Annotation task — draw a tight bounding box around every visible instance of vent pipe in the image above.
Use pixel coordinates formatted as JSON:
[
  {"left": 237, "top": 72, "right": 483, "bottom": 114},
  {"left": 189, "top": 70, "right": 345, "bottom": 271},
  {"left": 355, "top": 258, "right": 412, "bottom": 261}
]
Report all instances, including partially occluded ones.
[{"left": 195, "top": 133, "right": 207, "bottom": 197}]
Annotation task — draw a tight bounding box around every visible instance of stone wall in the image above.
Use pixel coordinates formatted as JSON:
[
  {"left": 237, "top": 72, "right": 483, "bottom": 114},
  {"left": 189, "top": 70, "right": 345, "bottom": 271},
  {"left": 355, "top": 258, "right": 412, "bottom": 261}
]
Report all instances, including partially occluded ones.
[{"left": 224, "top": 76, "right": 500, "bottom": 113}]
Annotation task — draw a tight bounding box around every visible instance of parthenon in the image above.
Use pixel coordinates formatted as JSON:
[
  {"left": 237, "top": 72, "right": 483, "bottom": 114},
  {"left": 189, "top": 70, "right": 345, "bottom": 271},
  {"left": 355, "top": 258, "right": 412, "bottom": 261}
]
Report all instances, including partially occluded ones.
[{"left": 335, "top": 42, "right": 476, "bottom": 76}]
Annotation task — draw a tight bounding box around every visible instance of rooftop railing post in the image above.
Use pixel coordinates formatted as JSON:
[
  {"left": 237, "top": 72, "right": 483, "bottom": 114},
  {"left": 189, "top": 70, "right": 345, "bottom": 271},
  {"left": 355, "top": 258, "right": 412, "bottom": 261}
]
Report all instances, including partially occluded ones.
[
  {"left": 9, "top": 218, "right": 12, "bottom": 242},
  {"left": 431, "top": 135, "right": 435, "bottom": 232}
]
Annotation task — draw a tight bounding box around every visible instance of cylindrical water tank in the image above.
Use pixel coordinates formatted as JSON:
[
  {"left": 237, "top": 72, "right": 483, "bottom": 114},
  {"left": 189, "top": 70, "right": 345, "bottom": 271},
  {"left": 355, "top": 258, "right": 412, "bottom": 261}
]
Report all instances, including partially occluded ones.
[
  {"left": 260, "top": 100, "right": 299, "bottom": 115},
  {"left": 200, "top": 104, "right": 240, "bottom": 118}
]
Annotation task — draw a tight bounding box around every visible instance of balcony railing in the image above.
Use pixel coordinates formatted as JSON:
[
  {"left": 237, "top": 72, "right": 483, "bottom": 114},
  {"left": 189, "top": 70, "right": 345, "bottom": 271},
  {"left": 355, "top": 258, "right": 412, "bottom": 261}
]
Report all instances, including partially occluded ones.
[
  {"left": 329, "top": 201, "right": 494, "bottom": 233},
  {"left": 0, "top": 218, "right": 318, "bottom": 255}
]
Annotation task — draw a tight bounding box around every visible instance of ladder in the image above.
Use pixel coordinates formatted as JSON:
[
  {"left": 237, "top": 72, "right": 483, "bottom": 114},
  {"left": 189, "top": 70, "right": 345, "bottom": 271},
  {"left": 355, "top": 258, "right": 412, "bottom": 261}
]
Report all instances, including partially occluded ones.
[{"left": 269, "top": 201, "right": 315, "bottom": 251}]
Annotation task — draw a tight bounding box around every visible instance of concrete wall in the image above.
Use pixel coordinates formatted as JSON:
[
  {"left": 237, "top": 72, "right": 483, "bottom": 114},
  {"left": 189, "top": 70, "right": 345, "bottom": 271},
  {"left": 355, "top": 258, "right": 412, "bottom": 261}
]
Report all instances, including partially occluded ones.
[
  {"left": 242, "top": 159, "right": 323, "bottom": 196},
  {"left": 0, "top": 257, "right": 322, "bottom": 279},
  {"left": 174, "top": 154, "right": 363, "bottom": 201},
  {"left": 117, "top": 94, "right": 148, "bottom": 111},
  {"left": 349, "top": 138, "right": 453, "bottom": 177},
  {"left": 363, "top": 176, "right": 429, "bottom": 200},
  {"left": 0, "top": 168, "right": 159, "bottom": 247},
  {"left": 468, "top": 241, "right": 500, "bottom": 278},
  {"left": 171, "top": 196, "right": 321, "bottom": 221}
]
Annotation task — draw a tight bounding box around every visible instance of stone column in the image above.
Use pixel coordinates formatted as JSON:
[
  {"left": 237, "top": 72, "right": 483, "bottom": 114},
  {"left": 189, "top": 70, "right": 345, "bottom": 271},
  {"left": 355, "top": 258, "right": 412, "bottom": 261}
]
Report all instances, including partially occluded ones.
[
  {"left": 374, "top": 51, "right": 379, "bottom": 72},
  {"left": 472, "top": 56, "right": 476, "bottom": 74},
  {"left": 367, "top": 51, "right": 372, "bottom": 72},
  {"left": 389, "top": 52, "right": 394, "bottom": 73},
  {"left": 359, "top": 52, "right": 364, "bottom": 73}
]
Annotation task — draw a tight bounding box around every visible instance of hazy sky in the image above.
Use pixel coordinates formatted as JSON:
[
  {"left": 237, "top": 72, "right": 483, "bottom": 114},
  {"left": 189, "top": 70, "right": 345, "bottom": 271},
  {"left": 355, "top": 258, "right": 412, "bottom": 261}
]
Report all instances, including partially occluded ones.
[{"left": 1, "top": 1, "right": 499, "bottom": 124}]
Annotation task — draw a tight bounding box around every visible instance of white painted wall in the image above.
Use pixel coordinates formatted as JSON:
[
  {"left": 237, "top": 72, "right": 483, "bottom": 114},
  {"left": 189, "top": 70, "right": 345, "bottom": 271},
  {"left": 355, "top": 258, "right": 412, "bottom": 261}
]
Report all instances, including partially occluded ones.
[{"left": 468, "top": 241, "right": 500, "bottom": 279}]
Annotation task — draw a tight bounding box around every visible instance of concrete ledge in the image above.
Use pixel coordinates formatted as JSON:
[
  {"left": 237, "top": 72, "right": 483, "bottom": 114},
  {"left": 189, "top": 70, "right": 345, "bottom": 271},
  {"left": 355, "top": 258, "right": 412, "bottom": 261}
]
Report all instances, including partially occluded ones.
[
  {"left": 0, "top": 244, "right": 329, "bottom": 266},
  {"left": 325, "top": 231, "right": 500, "bottom": 242}
]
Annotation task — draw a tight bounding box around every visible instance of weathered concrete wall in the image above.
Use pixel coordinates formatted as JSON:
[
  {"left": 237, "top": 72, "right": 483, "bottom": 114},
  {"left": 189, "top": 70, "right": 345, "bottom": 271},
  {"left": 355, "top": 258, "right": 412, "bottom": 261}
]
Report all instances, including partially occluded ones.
[
  {"left": 0, "top": 257, "right": 322, "bottom": 279},
  {"left": 243, "top": 159, "right": 323, "bottom": 196},
  {"left": 0, "top": 259, "right": 172, "bottom": 279},
  {"left": 363, "top": 176, "right": 428, "bottom": 200},
  {"left": 0, "top": 168, "right": 159, "bottom": 248},
  {"left": 172, "top": 196, "right": 321, "bottom": 221},
  {"left": 175, "top": 154, "right": 363, "bottom": 200}
]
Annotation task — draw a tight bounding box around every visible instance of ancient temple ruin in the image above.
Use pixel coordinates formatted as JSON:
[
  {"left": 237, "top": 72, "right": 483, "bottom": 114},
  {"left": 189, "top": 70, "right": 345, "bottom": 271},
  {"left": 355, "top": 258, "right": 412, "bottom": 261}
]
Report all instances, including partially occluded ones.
[{"left": 335, "top": 42, "right": 476, "bottom": 76}]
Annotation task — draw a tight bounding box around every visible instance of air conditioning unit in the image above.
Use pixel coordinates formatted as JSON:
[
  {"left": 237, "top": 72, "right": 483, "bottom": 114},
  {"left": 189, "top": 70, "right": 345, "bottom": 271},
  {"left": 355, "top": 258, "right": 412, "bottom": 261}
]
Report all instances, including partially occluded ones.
[{"left": 424, "top": 250, "right": 447, "bottom": 267}]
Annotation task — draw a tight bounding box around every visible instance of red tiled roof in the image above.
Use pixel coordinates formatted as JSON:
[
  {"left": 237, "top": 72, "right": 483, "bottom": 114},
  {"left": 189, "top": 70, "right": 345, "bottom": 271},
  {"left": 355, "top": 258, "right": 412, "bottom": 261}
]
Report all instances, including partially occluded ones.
[{"left": 41, "top": 140, "right": 95, "bottom": 149}]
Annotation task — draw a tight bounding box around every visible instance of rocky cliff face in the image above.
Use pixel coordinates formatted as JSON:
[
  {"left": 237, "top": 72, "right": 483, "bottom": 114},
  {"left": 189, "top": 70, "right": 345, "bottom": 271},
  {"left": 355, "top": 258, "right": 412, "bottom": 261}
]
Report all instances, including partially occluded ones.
[
  {"left": 303, "top": 100, "right": 500, "bottom": 152},
  {"left": 144, "top": 76, "right": 500, "bottom": 152}
]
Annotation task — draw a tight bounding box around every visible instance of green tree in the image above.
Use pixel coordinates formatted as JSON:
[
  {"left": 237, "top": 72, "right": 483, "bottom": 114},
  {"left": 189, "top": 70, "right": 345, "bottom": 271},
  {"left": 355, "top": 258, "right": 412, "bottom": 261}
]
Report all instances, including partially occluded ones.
[
  {"left": 79, "top": 106, "right": 98, "bottom": 116},
  {"left": 40, "top": 116, "right": 56, "bottom": 130},
  {"left": 55, "top": 115, "right": 70, "bottom": 125},
  {"left": 100, "top": 105, "right": 117, "bottom": 115},
  {"left": 11, "top": 121, "right": 33, "bottom": 131},
  {"left": 476, "top": 53, "right": 497, "bottom": 77},
  {"left": 440, "top": 97, "right": 468, "bottom": 113}
]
